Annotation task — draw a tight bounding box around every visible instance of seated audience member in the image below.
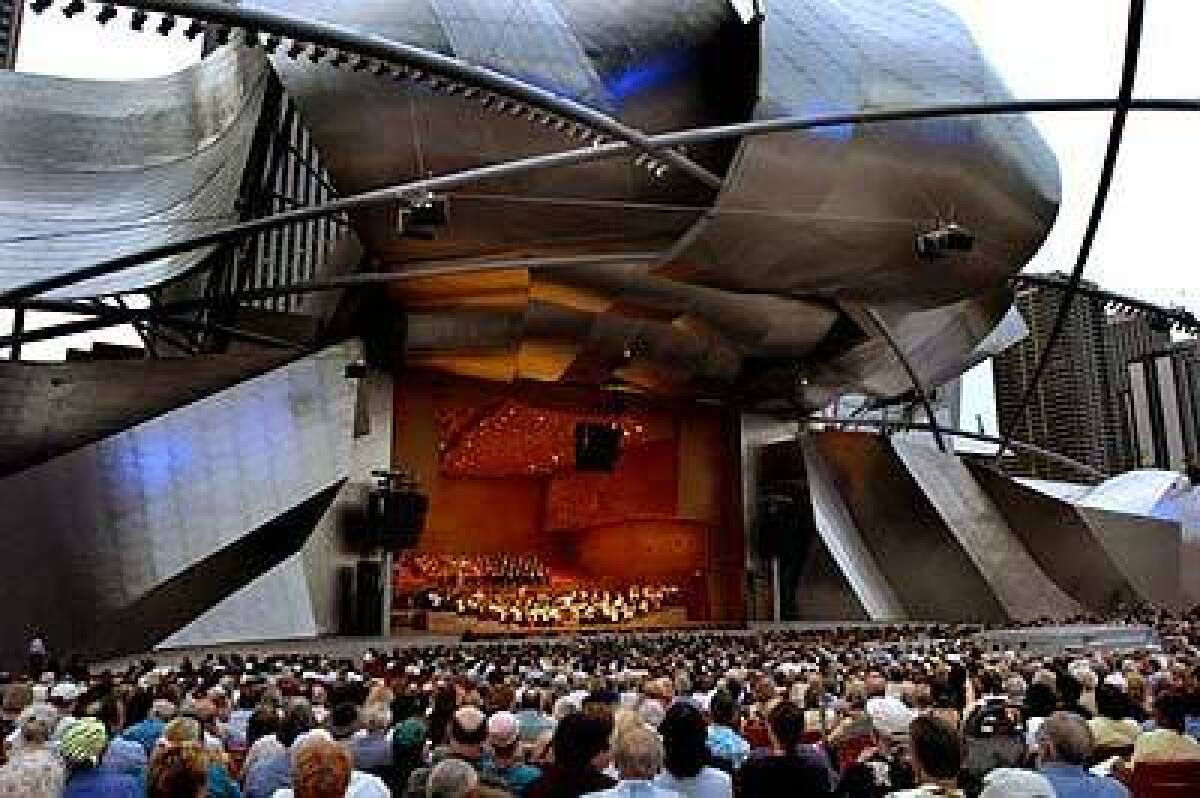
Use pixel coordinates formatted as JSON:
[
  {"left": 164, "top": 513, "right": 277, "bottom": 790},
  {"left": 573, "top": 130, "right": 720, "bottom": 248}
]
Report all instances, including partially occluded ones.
[
  {"left": 486, "top": 710, "right": 542, "bottom": 796},
  {"left": 0, "top": 703, "right": 65, "bottom": 797},
  {"left": 149, "top": 743, "right": 211, "bottom": 798},
  {"left": 391, "top": 717, "right": 428, "bottom": 789},
  {"left": 888, "top": 715, "right": 964, "bottom": 798},
  {"left": 1023, "top": 682, "right": 1059, "bottom": 750},
  {"left": 1088, "top": 684, "right": 1140, "bottom": 750},
  {"left": 245, "top": 700, "right": 317, "bottom": 798},
  {"left": 735, "top": 700, "right": 833, "bottom": 796},
  {"left": 125, "top": 699, "right": 178, "bottom": 755},
  {"left": 977, "top": 767, "right": 1055, "bottom": 798},
  {"left": 160, "top": 716, "right": 242, "bottom": 798},
  {"left": 272, "top": 736, "right": 350, "bottom": 798},
  {"left": 61, "top": 717, "right": 141, "bottom": 798},
  {"left": 285, "top": 732, "right": 389, "bottom": 798},
  {"left": 349, "top": 703, "right": 393, "bottom": 773},
  {"left": 517, "top": 690, "right": 554, "bottom": 745},
  {"left": 655, "top": 702, "right": 731, "bottom": 798},
  {"left": 426, "top": 758, "right": 480, "bottom": 798},
  {"left": 705, "top": 690, "right": 749, "bottom": 770},
  {"left": 835, "top": 697, "right": 917, "bottom": 797},
  {"left": 406, "top": 706, "right": 494, "bottom": 795},
  {"left": 583, "top": 724, "right": 675, "bottom": 798},
  {"left": 243, "top": 707, "right": 285, "bottom": 784},
  {"left": 1058, "top": 674, "right": 1093, "bottom": 720},
  {"left": 527, "top": 712, "right": 616, "bottom": 798},
  {"left": 1132, "top": 691, "right": 1200, "bottom": 763},
  {"left": 97, "top": 695, "right": 150, "bottom": 782},
  {"left": 1036, "top": 712, "right": 1129, "bottom": 798}
]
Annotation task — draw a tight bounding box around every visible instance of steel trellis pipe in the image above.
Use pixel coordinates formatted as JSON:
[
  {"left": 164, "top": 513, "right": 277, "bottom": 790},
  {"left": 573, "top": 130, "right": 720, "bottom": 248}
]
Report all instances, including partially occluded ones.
[
  {"left": 5, "top": 96, "right": 1198, "bottom": 303},
  {"left": 993, "top": 0, "right": 1147, "bottom": 465},
  {"left": 95, "top": 0, "right": 722, "bottom": 189}
]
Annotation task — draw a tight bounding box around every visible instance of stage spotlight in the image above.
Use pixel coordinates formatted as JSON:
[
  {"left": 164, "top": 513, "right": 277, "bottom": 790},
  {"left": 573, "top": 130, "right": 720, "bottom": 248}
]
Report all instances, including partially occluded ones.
[
  {"left": 62, "top": 0, "right": 85, "bottom": 18},
  {"left": 95, "top": 3, "right": 117, "bottom": 23},
  {"left": 130, "top": 9, "right": 147, "bottom": 30},
  {"left": 183, "top": 19, "right": 205, "bottom": 39},
  {"left": 31, "top": 0, "right": 54, "bottom": 14},
  {"left": 916, "top": 222, "right": 974, "bottom": 260},
  {"left": 156, "top": 14, "right": 176, "bottom": 35},
  {"left": 408, "top": 197, "right": 447, "bottom": 227}
]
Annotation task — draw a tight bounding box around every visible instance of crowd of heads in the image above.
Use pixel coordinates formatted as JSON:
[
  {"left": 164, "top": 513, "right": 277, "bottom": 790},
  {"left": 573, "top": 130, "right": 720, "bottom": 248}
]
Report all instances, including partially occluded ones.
[{"left": 0, "top": 606, "right": 1198, "bottom": 796}]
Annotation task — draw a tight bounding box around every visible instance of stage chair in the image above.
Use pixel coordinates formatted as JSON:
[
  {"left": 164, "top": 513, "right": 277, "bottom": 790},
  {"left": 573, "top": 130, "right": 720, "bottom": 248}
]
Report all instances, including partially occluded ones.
[{"left": 1130, "top": 759, "right": 1200, "bottom": 797}]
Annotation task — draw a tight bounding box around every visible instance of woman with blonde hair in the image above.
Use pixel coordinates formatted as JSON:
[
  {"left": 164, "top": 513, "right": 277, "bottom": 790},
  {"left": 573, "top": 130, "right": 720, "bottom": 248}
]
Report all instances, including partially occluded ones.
[{"left": 159, "top": 716, "right": 241, "bottom": 798}]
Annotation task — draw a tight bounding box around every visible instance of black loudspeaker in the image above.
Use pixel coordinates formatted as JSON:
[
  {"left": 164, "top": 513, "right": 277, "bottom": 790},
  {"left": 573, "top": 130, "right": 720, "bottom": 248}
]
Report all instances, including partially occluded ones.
[
  {"left": 366, "top": 487, "right": 429, "bottom": 549},
  {"left": 336, "top": 566, "right": 356, "bottom": 636},
  {"left": 575, "top": 422, "right": 621, "bottom": 471},
  {"left": 757, "top": 493, "right": 801, "bottom": 558},
  {"left": 355, "top": 560, "right": 383, "bottom": 636}
]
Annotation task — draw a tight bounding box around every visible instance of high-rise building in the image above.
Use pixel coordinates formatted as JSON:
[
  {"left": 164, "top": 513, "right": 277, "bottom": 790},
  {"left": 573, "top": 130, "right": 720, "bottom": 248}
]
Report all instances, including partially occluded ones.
[
  {"left": 1127, "top": 339, "right": 1200, "bottom": 471},
  {"left": 992, "top": 281, "right": 1122, "bottom": 481},
  {"left": 1106, "top": 312, "right": 1172, "bottom": 470},
  {"left": 0, "top": 0, "right": 22, "bottom": 70}
]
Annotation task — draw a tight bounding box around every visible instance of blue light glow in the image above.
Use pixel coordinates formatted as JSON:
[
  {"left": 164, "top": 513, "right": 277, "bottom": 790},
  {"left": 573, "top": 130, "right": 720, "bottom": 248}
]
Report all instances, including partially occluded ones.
[{"left": 604, "top": 51, "right": 695, "bottom": 104}]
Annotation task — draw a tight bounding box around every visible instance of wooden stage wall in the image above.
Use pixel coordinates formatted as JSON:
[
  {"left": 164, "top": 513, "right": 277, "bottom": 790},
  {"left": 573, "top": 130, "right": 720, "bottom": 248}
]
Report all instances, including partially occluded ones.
[{"left": 392, "top": 374, "right": 745, "bottom": 622}]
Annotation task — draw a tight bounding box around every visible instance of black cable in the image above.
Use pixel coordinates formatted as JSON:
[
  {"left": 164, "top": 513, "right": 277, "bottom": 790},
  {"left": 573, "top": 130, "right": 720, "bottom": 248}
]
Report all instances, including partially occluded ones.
[{"left": 994, "top": 0, "right": 1147, "bottom": 467}]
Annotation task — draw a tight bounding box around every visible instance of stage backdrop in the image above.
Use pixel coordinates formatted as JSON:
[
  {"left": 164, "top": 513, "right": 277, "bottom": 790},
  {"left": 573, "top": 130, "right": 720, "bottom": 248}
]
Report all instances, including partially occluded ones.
[{"left": 392, "top": 374, "right": 744, "bottom": 623}]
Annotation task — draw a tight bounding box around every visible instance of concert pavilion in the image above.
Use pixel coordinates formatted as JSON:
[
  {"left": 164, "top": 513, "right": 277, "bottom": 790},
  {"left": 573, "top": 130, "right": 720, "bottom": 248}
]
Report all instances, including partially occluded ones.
[{"left": 0, "top": 0, "right": 1194, "bottom": 665}]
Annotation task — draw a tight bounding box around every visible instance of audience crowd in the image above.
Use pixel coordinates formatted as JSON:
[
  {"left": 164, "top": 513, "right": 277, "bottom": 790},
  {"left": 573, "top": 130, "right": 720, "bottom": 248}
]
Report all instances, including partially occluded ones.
[{"left": 2, "top": 607, "right": 1199, "bottom": 797}]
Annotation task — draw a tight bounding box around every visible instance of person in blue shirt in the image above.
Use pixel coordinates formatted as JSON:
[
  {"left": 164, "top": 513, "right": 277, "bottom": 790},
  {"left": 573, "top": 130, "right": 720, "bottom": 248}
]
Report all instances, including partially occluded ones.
[
  {"left": 705, "top": 690, "right": 750, "bottom": 770},
  {"left": 1036, "top": 712, "right": 1129, "bottom": 798},
  {"left": 123, "top": 699, "right": 176, "bottom": 755},
  {"left": 485, "top": 711, "right": 542, "bottom": 796},
  {"left": 60, "top": 718, "right": 140, "bottom": 798}
]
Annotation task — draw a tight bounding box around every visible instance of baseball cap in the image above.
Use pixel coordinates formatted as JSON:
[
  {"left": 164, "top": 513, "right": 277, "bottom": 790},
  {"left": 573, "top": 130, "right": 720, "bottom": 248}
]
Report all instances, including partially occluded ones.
[{"left": 487, "top": 711, "right": 520, "bottom": 747}]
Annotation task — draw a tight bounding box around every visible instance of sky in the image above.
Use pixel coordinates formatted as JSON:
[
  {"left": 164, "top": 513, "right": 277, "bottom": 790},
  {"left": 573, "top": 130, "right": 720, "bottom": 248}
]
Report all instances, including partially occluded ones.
[{"left": 10, "top": 0, "right": 1200, "bottom": 430}]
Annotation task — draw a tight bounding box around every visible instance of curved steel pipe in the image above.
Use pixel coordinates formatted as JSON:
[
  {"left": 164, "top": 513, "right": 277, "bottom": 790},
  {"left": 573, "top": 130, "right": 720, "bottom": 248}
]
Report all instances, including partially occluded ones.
[
  {"left": 803, "top": 415, "right": 1106, "bottom": 482},
  {"left": 994, "top": 0, "right": 1147, "bottom": 464},
  {"left": 863, "top": 308, "right": 947, "bottom": 453},
  {"left": 96, "top": 0, "right": 722, "bottom": 189},
  {"left": 5, "top": 96, "right": 1198, "bottom": 303}
]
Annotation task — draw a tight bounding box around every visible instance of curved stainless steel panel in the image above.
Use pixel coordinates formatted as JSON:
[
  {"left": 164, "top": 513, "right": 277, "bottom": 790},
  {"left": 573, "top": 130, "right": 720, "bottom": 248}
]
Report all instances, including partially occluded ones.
[
  {"left": 0, "top": 45, "right": 269, "bottom": 297},
  {"left": 252, "top": 0, "right": 1058, "bottom": 398},
  {"left": 261, "top": 0, "right": 744, "bottom": 265},
  {"left": 679, "top": 0, "right": 1059, "bottom": 305}
]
